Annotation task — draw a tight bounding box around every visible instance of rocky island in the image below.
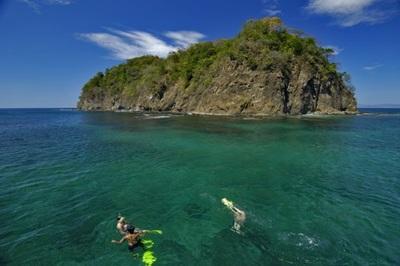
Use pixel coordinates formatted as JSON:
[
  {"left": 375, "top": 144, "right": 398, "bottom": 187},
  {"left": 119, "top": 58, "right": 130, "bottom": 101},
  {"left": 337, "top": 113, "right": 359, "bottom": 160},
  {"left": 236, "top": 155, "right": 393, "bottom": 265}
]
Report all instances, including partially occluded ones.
[{"left": 78, "top": 17, "right": 357, "bottom": 115}]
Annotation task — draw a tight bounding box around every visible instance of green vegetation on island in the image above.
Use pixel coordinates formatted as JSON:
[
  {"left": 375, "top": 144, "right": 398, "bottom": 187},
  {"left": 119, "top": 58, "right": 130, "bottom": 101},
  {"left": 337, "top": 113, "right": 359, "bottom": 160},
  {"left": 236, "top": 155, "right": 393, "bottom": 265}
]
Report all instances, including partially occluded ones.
[{"left": 78, "top": 17, "right": 357, "bottom": 115}]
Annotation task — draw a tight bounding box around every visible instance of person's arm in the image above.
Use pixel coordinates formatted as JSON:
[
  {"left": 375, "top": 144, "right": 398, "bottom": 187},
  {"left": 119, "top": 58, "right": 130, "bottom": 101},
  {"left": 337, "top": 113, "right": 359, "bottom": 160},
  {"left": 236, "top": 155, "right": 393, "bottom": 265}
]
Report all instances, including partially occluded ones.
[
  {"left": 232, "top": 206, "right": 245, "bottom": 215},
  {"left": 133, "top": 228, "right": 147, "bottom": 234},
  {"left": 137, "top": 231, "right": 147, "bottom": 238},
  {"left": 111, "top": 236, "right": 126, "bottom": 244},
  {"left": 232, "top": 206, "right": 240, "bottom": 213}
]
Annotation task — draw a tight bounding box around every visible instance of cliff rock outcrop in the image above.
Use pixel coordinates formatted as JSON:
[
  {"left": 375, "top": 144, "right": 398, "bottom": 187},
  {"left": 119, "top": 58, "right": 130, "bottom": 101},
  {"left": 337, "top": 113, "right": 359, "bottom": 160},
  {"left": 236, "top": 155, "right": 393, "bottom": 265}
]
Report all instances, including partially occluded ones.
[{"left": 78, "top": 17, "right": 357, "bottom": 115}]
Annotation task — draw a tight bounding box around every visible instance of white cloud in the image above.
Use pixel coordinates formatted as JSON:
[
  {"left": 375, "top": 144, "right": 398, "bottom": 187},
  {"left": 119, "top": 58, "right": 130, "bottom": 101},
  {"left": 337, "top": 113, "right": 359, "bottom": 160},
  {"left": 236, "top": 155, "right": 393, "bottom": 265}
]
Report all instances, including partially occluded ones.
[
  {"left": 264, "top": 9, "right": 282, "bottom": 16},
  {"left": 323, "top": 45, "right": 343, "bottom": 55},
  {"left": 47, "top": 0, "right": 72, "bottom": 5},
  {"left": 20, "top": 0, "right": 72, "bottom": 13},
  {"left": 78, "top": 29, "right": 205, "bottom": 60},
  {"left": 363, "top": 64, "right": 383, "bottom": 70},
  {"left": 307, "top": 0, "right": 396, "bottom": 26},
  {"left": 308, "top": 0, "right": 375, "bottom": 14},
  {"left": 262, "top": 0, "right": 282, "bottom": 16},
  {"left": 164, "top": 31, "right": 206, "bottom": 48},
  {"left": 20, "top": 0, "right": 40, "bottom": 13}
]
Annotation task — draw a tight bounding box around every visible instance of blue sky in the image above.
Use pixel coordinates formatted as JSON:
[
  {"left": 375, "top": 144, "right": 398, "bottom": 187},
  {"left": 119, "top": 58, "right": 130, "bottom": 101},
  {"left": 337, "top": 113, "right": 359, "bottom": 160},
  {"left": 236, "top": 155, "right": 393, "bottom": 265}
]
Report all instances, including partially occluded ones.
[{"left": 0, "top": 0, "right": 399, "bottom": 107}]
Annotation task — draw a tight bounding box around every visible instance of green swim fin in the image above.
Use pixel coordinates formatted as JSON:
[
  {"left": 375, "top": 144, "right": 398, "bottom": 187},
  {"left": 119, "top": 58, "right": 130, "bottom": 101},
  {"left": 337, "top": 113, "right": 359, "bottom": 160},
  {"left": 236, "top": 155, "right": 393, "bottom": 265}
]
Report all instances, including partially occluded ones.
[
  {"left": 141, "top": 239, "right": 154, "bottom": 249},
  {"left": 146, "top": 229, "right": 162, "bottom": 235},
  {"left": 142, "top": 250, "right": 157, "bottom": 266}
]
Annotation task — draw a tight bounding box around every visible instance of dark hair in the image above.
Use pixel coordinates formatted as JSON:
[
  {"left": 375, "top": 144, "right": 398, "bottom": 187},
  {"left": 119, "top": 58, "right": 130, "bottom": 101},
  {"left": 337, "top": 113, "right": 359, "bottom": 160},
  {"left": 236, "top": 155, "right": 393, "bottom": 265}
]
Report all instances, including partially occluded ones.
[
  {"left": 127, "top": 225, "right": 135, "bottom": 233},
  {"left": 116, "top": 216, "right": 121, "bottom": 221}
]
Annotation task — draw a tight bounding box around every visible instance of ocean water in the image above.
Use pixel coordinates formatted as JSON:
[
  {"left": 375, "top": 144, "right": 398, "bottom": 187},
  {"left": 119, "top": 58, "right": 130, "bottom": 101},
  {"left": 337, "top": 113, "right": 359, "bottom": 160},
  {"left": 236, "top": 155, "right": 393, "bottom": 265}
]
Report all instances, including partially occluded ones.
[{"left": 0, "top": 108, "right": 399, "bottom": 265}]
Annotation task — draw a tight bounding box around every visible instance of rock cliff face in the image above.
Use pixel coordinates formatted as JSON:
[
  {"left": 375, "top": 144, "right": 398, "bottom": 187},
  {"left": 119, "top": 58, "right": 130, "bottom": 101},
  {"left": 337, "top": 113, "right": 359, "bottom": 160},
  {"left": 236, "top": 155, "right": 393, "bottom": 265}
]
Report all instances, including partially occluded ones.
[{"left": 78, "top": 17, "right": 357, "bottom": 115}]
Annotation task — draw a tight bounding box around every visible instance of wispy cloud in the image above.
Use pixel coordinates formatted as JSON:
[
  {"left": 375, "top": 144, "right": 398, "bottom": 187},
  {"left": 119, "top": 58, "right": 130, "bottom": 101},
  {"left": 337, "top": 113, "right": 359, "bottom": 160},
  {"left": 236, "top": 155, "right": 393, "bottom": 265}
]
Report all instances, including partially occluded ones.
[
  {"left": 306, "top": 0, "right": 398, "bottom": 26},
  {"left": 78, "top": 29, "right": 205, "bottom": 60},
  {"left": 363, "top": 64, "right": 383, "bottom": 70},
  {"left": 264, "top": 9, "right": 282, "bottom": 16},
  {"left": 262, "top": 0, "right": 282, "bottom": 16},
  {"left": 20, "top": 0, "right": 40, "bottom": 13},
  {"left": 46, "top": 0, "right": 72, "bottom": 5},
  {"left": 323, "top": 45, "right": 343, "bottom": 55},
  {"left": 164, "top": 31, "right": 205, "bottom": 48},
  {"left": 20, "top": 0, "right": 72, "bottom": 13}
]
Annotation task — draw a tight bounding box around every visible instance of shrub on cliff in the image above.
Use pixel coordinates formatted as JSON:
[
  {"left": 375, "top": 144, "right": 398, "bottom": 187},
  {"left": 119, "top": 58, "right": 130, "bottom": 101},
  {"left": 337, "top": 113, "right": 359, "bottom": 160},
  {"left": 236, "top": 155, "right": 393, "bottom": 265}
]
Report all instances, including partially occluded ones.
[{"left": 79, "top": 17, "right": 355, "bottom": 108}]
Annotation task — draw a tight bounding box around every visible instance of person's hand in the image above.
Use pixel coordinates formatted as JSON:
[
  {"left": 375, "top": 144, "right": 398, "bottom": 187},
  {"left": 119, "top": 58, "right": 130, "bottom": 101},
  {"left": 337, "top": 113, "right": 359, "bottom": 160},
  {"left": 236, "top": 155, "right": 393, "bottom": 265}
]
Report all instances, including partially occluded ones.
[
  {"left": 222, "top": 198, "right": 234, "bottom": 208},
  {"left": 111, "top": 240, "right": 117, "bottom": 243}
]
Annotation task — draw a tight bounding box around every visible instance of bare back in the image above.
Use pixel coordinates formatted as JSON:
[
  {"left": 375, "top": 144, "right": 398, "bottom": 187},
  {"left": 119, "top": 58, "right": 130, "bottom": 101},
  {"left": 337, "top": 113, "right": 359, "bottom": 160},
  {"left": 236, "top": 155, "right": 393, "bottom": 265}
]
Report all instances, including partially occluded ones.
[{"left": 125, "top": 232, "right": 141, "bottom": 246}]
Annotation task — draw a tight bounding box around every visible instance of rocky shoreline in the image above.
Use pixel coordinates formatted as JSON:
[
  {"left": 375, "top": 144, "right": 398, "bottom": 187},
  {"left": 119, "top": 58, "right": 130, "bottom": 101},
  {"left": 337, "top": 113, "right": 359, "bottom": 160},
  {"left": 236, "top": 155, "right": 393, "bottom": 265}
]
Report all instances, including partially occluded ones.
[{"left": 81, "top": 108, "right": 359, "bottom": 118}]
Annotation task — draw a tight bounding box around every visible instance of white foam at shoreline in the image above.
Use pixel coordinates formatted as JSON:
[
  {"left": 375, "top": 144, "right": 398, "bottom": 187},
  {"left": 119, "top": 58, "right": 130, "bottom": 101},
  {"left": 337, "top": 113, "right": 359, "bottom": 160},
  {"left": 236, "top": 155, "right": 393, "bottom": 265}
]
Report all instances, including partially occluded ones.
[{"left": 144, "top": 115, "right": 171, "bottom": 119}]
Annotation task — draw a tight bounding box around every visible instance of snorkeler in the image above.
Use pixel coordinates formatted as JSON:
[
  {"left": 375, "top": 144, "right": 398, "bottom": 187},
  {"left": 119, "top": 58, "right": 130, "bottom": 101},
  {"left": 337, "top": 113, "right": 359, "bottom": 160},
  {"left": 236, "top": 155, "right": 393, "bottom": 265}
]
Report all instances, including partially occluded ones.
[
  {"left": 222, "top": 198, "right": 246, "bottom": 232},
  {"left": 116, "top": 215, "right": 129, "bottom": 235},
  {"left": 112, "top": 225, "right": 147, "bottom": 252},
  {"left": 116, "top": 214, "right": 147, "bottom": 236}
]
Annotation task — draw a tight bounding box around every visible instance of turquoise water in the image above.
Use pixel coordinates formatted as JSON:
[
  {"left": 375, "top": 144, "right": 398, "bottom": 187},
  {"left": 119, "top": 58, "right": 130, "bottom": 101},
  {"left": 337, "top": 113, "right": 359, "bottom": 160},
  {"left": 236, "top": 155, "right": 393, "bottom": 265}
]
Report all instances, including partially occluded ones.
[{"left": 0, "top": 109, "right": 399, "bottom": 265}]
